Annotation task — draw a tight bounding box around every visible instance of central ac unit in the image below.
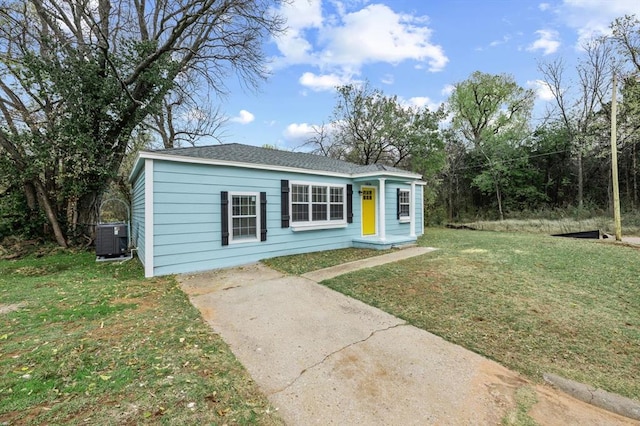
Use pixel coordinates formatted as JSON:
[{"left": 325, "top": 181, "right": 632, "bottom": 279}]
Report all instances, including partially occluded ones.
[{"left": 96, "top": 223, "right": 129, "bottom": 257}]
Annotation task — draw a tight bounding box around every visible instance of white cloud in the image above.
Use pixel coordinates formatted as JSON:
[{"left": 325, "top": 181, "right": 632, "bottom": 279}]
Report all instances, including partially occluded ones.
[
  {"left": 557, "top": 0, "right": 640, "bottom": 47},
  {"left": 539, "top": 2, "right": 551, "bottom": 11},
  {"left": 319, "top": 4, "right": 448, "bottom": 72},
  {"left": 299, "top": 72, "right": 353, "bottom": 91},
  {"left": 230, "top": 110, "right": 255, "bottom": 124},
  {"left": 283, "top": 122, "right": 320, "bottom": 142},
  {"left": 489, "top": 35, "right": 511, "bottom": 48},
  {"left": 441, "top": 84, "right": 455, "bottom": 97},
  {"left": 381, "top": 74, "right": 394, "bottom": 85},
  {"left": 527, "top": 29, "right": 561, "bottom": 55},
  {"left": 400, "top": 96, "right": 439, "bottom": 111},
  {"left": 271, "top": 1, "right": 448, "bottom": 83},
  {"left": 283, "top": 121, "right": 344, "bottom": 145},
  {"left": 527, "top": 79, "right": 556, "bottom": 101},
  {"left": 281, "top": 0, "right": 323, "bottom": 29},
  {"left": 272, "top": 0, "right": 322, "bottom": 64}
]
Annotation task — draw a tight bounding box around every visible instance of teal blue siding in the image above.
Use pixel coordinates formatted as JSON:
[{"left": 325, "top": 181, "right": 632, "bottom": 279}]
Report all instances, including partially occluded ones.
[
  {"left": 150, "top": 160, "right": 359, "bottom": 276},
  {"left": 416, "top": 185, "right": 424, "bottom": 236},
  {"left": 384, "top": 183, "right": 411, "bottom": 236},
  {"left": 134, "top": 158, "right": 424, "bottom": 276},
  {"left": 131, "top": 168, "right": 146, "bottom": 267}
]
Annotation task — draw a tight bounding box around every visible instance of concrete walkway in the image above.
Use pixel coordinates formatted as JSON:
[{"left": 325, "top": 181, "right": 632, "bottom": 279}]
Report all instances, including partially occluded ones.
[
  {"left": 301, "top": 246, "right": 437, "bottom": 282},
  {"left": 178, "top": 250, "right": 637, "bottom": 425}
]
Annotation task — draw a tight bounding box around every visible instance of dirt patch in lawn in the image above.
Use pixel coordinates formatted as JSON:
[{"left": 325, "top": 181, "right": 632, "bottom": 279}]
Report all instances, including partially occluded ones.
[{"left": 0, "top": 302, "right": 26, "bottom": 314}]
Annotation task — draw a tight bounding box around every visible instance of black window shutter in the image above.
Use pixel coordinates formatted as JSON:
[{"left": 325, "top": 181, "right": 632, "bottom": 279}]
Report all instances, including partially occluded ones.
[
  {"left": 347, "top": 184, "right": 353, "bottom": 224},
  {"left": 396, "top": 188, "right": 401, "bottom": 219},
  {"left": 281, "top": 180, "right": 290, "bottom": 228},
  {"left": 221, "top": 191, "right": 229, "bottom": 246},
  {"left": 260, "top": 192, "right": 267, "bottom": 241}
]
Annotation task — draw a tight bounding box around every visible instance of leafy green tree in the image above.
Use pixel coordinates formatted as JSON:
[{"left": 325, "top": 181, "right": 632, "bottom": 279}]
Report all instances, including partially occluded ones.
[
  {"left": 438, "top": 129, "right": 470, "bottom": 221},
  {"left": 528, "top": 123, "right": 574, "bottom": 206},
  {"left": 307, "top": 82, "right": 445, "bottom": 175},
  {"left": 610, "top": 15, "right": 640, "bottom": 73},
  {"left": 609, "top": 15, "right": 640, "bottom": 208},
  {"left": 0, "top": 0, "right": 284, "bottom": 246},
  {"left": 448, "top": 71, "right": 536, "bottom": 220},
  {"left": 618, "top": 76, "right": 640, "bottom": 207}
]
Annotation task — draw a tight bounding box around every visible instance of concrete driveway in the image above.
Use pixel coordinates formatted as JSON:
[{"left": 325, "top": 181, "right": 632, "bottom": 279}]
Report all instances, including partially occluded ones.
[{"left": 178, "top": 249, "right": 637, "bottom": 425}]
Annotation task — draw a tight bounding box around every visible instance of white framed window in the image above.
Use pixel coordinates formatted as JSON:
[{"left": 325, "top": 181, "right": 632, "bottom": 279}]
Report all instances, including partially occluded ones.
[
  {"left": 291, "top": 184, "right": 309, "bottom": 222},
  {"left": 312, "top": 185, "right": 327, "bottom": 221},
  {"left": 330, "top": 187, "right": 344, "bottom": 220},
  {"left": 398, "top": 189, "right": 410, "bottom": 222},
  {"left": 230, "top": 192, "right": 259, "bottom": 243},
  {"left": 290, "top": 182, "right": 347, "bottom": 230}
]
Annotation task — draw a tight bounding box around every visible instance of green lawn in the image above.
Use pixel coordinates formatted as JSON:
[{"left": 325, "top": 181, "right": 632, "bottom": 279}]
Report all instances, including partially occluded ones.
[
  {"left": 0, "top": 250, "right": 282, "bottom": 425},
  {"left": 4, "top": 230, "right": 638, "bottom": 424},
  {"left": 263, "top": 247, "right": 390, "bottom": 274},
  {"left": 270, "top": 228, "right": 640, "bottom": 401}
]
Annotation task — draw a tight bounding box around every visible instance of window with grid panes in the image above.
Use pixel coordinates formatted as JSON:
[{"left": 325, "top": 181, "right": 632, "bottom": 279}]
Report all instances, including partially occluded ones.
[
  {"left": 312, "top": 186, "right": 327, "bottom": 221},
  {"left": 330, "top": 187, "right": 344, "bottom": 220},
  {"left": 398, "top": 189, "right": 410, "bottom": 219},
  {"left": 291, "top": 184, "right": 309, "bottom": 222},
  {"left": 291, "top": 183, "right": 345, "bottom": 224},
  {"left": 230, "top": 193, "right": 258, "bottom": 242}
]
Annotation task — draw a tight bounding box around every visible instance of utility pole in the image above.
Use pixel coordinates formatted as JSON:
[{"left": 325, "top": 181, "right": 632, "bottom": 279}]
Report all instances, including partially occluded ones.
[{"left": 611, "top": 73, "right": 622, "bottom": 241}]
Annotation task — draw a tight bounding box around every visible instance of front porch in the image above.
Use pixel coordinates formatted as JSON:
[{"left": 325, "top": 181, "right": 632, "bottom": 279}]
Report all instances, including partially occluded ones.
[
  {"left": 352, "top": 235, "right": 418, "bottom": 250},
  {"left": 353, "top": 175, "right": 423, "bottom": 250}
]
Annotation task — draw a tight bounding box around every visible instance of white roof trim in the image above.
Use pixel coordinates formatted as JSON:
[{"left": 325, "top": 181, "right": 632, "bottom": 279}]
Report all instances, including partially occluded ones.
[{"left": 129, "top": 150, "right": 423, "bottom": 181}]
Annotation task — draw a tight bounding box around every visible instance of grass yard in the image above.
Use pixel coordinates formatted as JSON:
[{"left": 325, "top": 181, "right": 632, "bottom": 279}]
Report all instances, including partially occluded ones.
[
  {"left": 461, "top": 216, "right": 640, "bottom": 236},
  {"left": 268, "top": 228, "right": 640, "bottom": 402},
  {"left": 0, "top": 250, "right": 282, "bottom": 425},
  {"left": 263, "top": 247, "right": 390, "bottom": 274}
]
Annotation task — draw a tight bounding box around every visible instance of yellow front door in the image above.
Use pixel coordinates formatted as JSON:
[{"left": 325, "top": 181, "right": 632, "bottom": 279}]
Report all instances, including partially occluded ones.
[{"left": 362, "top": 187, "right": 376, "bottom": 235}]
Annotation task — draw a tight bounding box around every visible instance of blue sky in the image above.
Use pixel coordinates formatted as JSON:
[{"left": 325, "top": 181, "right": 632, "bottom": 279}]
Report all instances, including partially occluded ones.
[{"left": 215, "top": 0, "right": 640, "bottom": 150}]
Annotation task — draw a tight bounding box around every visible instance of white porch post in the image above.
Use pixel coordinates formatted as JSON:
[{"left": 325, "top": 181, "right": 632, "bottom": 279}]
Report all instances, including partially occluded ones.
[
  {"left": 378, "top": 178, "right": 386, "bottom": 241},
  {"left": 410, "top": 181, "right": 416, "bottom": 238}
]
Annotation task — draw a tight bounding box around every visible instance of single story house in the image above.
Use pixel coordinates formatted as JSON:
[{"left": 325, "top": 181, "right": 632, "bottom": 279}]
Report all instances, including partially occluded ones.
[{"left": 129, "top": 143, "right": 425, "bottom": 277}]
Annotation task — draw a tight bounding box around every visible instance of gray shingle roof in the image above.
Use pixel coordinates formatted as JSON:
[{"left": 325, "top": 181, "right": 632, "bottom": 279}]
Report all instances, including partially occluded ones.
[{"left": 152, "top": 143, "right": 417, "bottom": 176}]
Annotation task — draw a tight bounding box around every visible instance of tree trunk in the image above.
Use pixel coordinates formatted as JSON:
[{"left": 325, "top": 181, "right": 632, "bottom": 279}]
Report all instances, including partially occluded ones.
[
  {"left": 633, "top": 142, "right": 638, "bottom": 209},
  {"left": 495, "top": 182, "right": 504, "bottom": 221},
  {"left": 33, "top": 179, "right": 68, "bottom": 248},
  {"left": 447, "top": 174, "right": 454, "bottom": 221},
  {"left": 577, "top": 151, "right": 584, "bottom": 208},
  {"left": 75, "top": 190, "right": 102, "bottom": 242},
  {"left": 624, "top": 155, "right": 630, "bottom": 208},
  {"left": 22, "top": 181, "right": 43, "bottom": 234},
  {"left": 67, "top": 197, "right": 79, "bottom": 234},
  {"left": 607, "top": 167, "right": 613, "bottom": 215},
  {"left": 23, "top": 182, "right": 37, "bottom": 210}
]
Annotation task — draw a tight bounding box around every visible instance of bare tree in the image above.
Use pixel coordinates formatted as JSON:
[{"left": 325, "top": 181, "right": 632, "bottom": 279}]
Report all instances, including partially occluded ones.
[
  {"left": 538, "top": 38, "right": 613, "bottom": 208},
  {"left": 0, "top": 0, "right": 284, "bottom": 246},
  {"left": 303, "top": 122, "right": 347, "bottom": 159},
  {"left": 148, "top": 89, "right": 229, "bottom": 149}
]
